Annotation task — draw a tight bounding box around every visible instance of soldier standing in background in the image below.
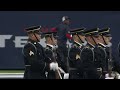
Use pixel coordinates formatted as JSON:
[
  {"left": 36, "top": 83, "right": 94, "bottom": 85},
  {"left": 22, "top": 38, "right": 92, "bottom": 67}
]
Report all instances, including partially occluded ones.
[{"left": 55, "top": 16, "right": 72, "bottom": 73}]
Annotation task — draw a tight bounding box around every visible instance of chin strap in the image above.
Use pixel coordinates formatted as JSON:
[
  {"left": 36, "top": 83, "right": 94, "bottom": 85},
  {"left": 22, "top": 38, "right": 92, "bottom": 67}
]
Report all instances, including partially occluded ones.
[
  {"left": 90, "top": 36, "right": 97, "bottom": 45},
  {"left": 33, "top": 32, "right": 39, "bottom": 42},
  {"left": 76, "top": 34, "right": 84, "bottom": 43},
  {"left": 102, "top": 35, "right": 107, "bottom": 45}
]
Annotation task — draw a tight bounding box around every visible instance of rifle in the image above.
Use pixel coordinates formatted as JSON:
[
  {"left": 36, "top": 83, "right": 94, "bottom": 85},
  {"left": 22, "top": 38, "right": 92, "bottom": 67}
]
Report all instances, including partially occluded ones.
[
  {"left": 52, "top": 46, "right": 62, "bottom": 79},
  {"left": 118, "top": 42, "right": 120, "bottom": 57},
  {"left": 106, "top": 45, "right": 120, "bottom": 79},
  {"left": 105, "top": 46, "right": 114, "bottom": 79},
  {"left": 108, "top": 46, "right": 113, "bottom": 77},
  {"left": 66, "top": 44, "right": 70, "bottom": 73}
]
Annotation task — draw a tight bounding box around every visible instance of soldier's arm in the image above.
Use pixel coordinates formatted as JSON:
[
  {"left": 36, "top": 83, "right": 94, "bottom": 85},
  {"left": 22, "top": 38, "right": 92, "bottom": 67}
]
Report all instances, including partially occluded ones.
[
  {"left": 45, "top": 49, "right": 67, "bottom": 72},
  {"left": 65, "top": 26, "right": 72, "bottom": 39},
  {"left": 80, "top": 47, "right": 94, "bottom": 67},
  {"left": 56, "top": 51, "right": 68, "bottom": 73},
  {"left": 69, "top": 47, "right": 82, "bottom": 68},
  {"left": 45, "top": 49, "right": 53, "bottom": 61},
  {"left": 23, "top": 43, "right": 49, "bottom": 72},
  {"left": 112, "top": 55, "right": 120, "bottom": 74},
  {"left": 100, "top": 48, "right": 108, "bottom": 73},
  {"left": 95, "top": 47, "right": 107, "bottom": 73}
]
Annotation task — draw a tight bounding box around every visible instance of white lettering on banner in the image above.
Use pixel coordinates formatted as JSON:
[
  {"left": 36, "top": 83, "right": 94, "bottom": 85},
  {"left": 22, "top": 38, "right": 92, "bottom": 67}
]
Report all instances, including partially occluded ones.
[
  {"left": 13, "top": 36, "right": 28, "bottom": 48},
  {"left": 0, "top": 35, "right": 71, "bottom": 48},
  {"left": 0, "top": 35, "right": 45, "bottom": 48},
  {"left": 0, "top": 35, "right": 12, "bottom": 48}
]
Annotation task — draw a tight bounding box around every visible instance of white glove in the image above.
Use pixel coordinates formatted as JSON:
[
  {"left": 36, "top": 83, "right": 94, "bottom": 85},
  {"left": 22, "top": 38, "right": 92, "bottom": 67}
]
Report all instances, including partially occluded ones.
[
  {"left": 105, "top": 77, "right": 114, "bottom": 79},
  {"left": 105, "top": 74, "right": 114, "bottom": 79},
  {"left": 63, "top": 73, "right": 69, "bottom": 79},
  {"left": 50, "top": 62, "right": 58, "bottom": 71},
  {"left": 117, "top": 75, "right": 120, "bottom": 79},
  {"left": 116, "top": 73, "right": 120, "bottom": 79}
]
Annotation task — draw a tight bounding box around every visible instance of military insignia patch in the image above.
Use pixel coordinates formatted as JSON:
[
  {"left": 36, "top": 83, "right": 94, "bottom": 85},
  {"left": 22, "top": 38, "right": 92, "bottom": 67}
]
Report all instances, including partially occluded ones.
[
  {"left": 76, "top": 54, "right": 80, "bottom": 60},
  {"left": 29, "top": 50, "right": 34, "bottom": 56}
]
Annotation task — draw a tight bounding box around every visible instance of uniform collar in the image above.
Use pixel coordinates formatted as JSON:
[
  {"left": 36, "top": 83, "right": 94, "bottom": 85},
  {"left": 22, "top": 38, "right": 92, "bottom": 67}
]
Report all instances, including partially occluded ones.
[
  {"left": 88, "top": 42, "right": 95, "bottom": 48},
  {"left": 28, "top": 39, "right": 37, "bottom": 45},
  {"left": 98, "top": 43, "right": 106, "bottom": 48},
  {"left": 46, "top": 44, "right": 54, "bottom": 50},
  {"left": 74, "top": 41, "right": 82, "bottom": 47}
]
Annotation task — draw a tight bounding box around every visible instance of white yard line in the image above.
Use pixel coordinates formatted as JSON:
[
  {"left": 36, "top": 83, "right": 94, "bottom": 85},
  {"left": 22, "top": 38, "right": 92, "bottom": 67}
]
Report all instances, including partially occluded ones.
[
  {"left": 0, "top": 73, "right": 24, "bottom": 75},
  {"left": 0, "top": 73, "right": 24, "bottom": 78}
]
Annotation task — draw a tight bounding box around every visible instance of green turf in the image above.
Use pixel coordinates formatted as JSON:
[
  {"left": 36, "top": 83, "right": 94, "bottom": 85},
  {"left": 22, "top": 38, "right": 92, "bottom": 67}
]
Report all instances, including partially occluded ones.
[{"left": 0, "top": 70, "right": 24, "bottom": 73}]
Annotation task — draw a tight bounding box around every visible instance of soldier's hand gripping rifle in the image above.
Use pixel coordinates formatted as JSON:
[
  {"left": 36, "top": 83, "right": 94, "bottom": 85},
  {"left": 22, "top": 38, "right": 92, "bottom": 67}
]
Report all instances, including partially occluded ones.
[
  {"left": 105, "top": 46, "right": 114, "bottom": 79},
  {"left": 106, "top": 45, "right": 120, "bottom": 79},
  {"left": 51, "top": 33, "right": 62, "bottom": 79},
  {"left": 52, "top": 48, "right": 63, "bottom": 79}
]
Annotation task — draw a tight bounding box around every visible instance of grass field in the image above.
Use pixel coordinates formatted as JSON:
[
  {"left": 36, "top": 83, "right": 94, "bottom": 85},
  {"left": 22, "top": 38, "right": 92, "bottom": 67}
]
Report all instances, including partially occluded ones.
[
  {"left": 0, "top": 70, "right": 24, "bottom": 78},
  {"left": 0, "top": 70, "right": 24, "bottom": 73}
]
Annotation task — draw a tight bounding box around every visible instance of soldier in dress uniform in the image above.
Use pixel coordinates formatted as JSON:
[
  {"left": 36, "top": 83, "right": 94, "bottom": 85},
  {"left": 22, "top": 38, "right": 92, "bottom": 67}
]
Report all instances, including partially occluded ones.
[
  {"left": 22, "top": 26, "right": 59, "bottom": 79},
  {"left": 68, "top": 28, "right": 86, "bottom": 79},
  {"left": 81, "top": 28, "right": 101, "bottom": 79},
  {"left": 85, "top": 28, "right": 107, "bottom": 79},
  {"left": 91, "top": 29, "right": 108, "bottom": 79},
  {"left": 99, "top": 28, "right": 120, "bottom": 79},
  {"left": 43, "top": 31, "right": 69, "bottom": 79}
]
